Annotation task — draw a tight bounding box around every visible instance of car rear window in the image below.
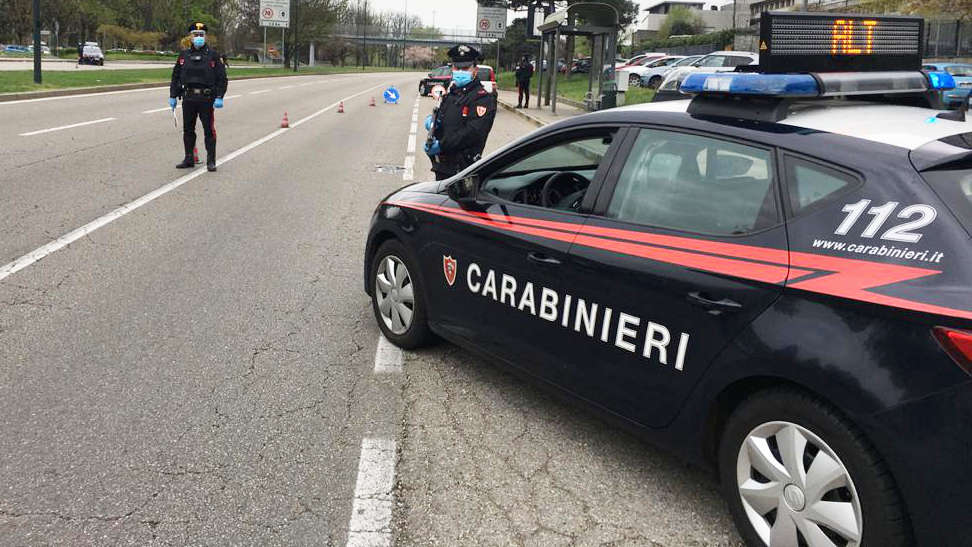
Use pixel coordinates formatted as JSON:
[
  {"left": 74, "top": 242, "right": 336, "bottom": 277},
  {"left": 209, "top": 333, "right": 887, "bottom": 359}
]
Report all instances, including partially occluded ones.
[{"left": 921, "top": 169, "right": 972, "bottom": 234}]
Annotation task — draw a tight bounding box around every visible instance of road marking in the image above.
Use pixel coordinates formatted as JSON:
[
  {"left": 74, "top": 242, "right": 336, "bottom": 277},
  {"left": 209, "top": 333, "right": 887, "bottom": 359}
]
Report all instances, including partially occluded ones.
[
  {"left": 249, "top": 89, "right": 271, "bottom": 95},
  {"left": 279, "top": 85, "right": 295, "bottom": 89},
  {"left": 19, "top": 117, "right": 116, "bottom": 136},
  {"left": 224, "top": 94, "right": 242, "bottom": 100},
  {"left": 346, "top": 438, "right": 397, "bottom": 547},
  {"left": 0, "top": 83, "right": 385, "bottom": 283},
  {"left": 403, "top": 95, "right": 420, "bottom": 182},
  {"left": 0, "top": 86, "right": 167, "bottom": 105},
  {"left": 374, "top": 334, "right": 404, "bottom": 373}
]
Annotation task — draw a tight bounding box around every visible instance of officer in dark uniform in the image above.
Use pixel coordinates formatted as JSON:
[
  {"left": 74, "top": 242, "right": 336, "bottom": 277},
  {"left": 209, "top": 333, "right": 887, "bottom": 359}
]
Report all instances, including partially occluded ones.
[
  {"left": 424, "top": 44, "right": 497, "bottom": 181},
  {"left": 169, "top": 22, "right": 228, "bottom": 172}
]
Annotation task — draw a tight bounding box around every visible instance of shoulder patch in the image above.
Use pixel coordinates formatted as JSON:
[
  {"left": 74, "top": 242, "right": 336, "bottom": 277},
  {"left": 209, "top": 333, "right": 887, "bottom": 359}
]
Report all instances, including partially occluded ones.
[{"left": 476, "top": 105, "right": 487, "bottom": 117}]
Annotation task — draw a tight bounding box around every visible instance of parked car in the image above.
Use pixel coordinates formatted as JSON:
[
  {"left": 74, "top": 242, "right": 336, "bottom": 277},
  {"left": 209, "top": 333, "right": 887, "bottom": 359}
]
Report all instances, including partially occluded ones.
[
  {"left": 616, "top": 52, "right": 666, "bottom": 70},
  {"left": 618, "top": 55, "right": 686, "bottom": 88},
  {"left": 419, "top": 65, "right": 452, "bottom": 96},
  {"left": 79, "top": 43, "right": 105, "bottom": 65},
  {"left": 639, "top": 55, "right": 703, "bottom": 88},
  {"left": 475, "top": 64, "right": 497, "bottom": 95},
  {"left": 922, "top": 62, "right": 972, "bottom": 107},
  {"left": 570, "top": 58, "right": 592, "bottom": 74},
  {"left": 4, "top": 45, "right": 30, "bottom": 54},
  {"left": 653, "top": 51, "right": 759, "bottom": 101}
]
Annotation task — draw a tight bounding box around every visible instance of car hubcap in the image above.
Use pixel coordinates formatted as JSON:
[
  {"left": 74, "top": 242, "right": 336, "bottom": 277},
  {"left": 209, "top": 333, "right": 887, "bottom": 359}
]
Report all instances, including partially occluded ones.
[
  {"left": 375, "top": 255, "right": 415, "bottom": 335},
  {"left": 736, "top": 421, "right": 862, "bottom": 547}
]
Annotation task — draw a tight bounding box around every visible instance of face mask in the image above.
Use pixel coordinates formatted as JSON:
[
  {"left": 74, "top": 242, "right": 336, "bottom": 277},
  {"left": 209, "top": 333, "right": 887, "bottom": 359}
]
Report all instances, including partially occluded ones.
[
  {"left": 192, "top": 36, "right": 206, "bottom": 48},
  {"left": 452, "top": 69, "right": 473, "bottom": 88}
]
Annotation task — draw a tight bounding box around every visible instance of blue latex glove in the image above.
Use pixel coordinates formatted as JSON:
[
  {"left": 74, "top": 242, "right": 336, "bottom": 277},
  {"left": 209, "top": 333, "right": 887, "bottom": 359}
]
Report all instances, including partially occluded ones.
[
  {"left": 214, "top": 97, "right": 224, "bottom": 109},
  {"left": 424, "top": 114, "right": 434, "bottom": 131},
  {"left": 424, "top": 138, "right": 441, "bottom": 157},
  {"left": 168, "top": 97, "right": 177, "bottom": 109}
]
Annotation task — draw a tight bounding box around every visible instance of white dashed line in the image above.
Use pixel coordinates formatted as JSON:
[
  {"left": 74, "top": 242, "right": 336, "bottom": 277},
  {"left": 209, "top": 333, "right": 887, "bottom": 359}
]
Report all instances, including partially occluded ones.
[
  {"left": 0, "top": 83, "right": 385, "bottom": 282},
  {"left": 403, "top": 95, "right": 421, "bottom": 181},
  {"left": 224, "top": 94, "right": 242, "bottom": 100},
  {"left": 19, "top": 117, "right": 117, "bottom": 136},
  {"left": 249, "top": 89, "right": 271, "bottom": 95},
  {"left": 279, "top": 85, "right": 296, "bottom": 89},
  {"left": 346, "top": 438, "right": 397, "bottom": 547},
  {"left": 374, "top": 334, "right": 404, "bottom": 373},
  {"left": 143, "top": 105, "right": 179, "bottom": 114}
]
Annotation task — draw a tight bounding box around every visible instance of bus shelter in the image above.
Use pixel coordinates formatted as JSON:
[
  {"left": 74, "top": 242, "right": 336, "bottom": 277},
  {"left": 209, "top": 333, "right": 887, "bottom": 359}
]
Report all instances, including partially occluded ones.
[{"left": 535, "top": 2, "right": 620, "bottom": 113}]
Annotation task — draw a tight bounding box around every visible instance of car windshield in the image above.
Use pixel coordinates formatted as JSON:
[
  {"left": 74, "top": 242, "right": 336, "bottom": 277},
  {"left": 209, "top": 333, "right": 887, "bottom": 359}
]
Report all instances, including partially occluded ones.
[
  {"left": 675, "top": 56, "right": 701, "bottom": 66},
  {"left": 945, "top": 65, "right": 972, "bottom": 77},
  {"left": 922, "top": 168, "right": 972, "bottom": 234}
]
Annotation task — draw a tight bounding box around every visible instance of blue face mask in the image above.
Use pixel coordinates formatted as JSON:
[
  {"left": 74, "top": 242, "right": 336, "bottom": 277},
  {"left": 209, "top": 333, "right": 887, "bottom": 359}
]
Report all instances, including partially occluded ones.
[
  {"left": 452, "top": 69, "right": 473, "bottom": 88},
  {"left": 192, "top": 36, "right": 206, "bottom": 48}
]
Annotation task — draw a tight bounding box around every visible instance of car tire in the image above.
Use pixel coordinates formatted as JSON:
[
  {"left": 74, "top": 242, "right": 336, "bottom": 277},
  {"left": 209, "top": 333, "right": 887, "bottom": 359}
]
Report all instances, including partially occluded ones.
[
  {"left": 369, "top": 239, "right": 435, "bottom": 349},
  {"left": 718, "top": 388, "right": 911, "bottom": 547},
  {"left": 628, "top": 73, "right": 640, "bottom": 87},
  {"left": 648, "top": 75, "right": 662, "bottom": 89},
  {"left": 419, "top": 83, "right": 427, "bottom": 96}
]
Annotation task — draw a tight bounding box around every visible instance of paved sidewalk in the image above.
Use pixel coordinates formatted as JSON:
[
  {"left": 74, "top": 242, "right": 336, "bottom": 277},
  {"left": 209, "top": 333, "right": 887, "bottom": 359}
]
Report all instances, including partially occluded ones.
[{"left": 496, "top": 88, "right": 586, "bottom": 127}]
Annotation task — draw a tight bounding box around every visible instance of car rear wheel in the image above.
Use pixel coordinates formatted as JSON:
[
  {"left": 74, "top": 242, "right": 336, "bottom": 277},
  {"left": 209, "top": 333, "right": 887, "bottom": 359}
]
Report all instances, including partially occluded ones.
[
  {"left": 628, "top": 73, "right": 641, "bottom": 87},
  {"left": 370, "top": 239, "right": 434, "bottom": 349},
  {"left": 419, "top": 83, "right": 427, "bottom": 96},
  {"left": 648, "top": 75, "right": 663, "bottom": 89},
  {"left": 718, "top": 389, "right": 910, "bottom": 547}
]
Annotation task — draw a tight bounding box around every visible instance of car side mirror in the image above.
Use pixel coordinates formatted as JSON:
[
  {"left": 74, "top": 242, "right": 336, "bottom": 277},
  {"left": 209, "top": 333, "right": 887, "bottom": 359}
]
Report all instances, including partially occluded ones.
[{"left": 448, "top": 174, "right": 480, "bottom": 207}]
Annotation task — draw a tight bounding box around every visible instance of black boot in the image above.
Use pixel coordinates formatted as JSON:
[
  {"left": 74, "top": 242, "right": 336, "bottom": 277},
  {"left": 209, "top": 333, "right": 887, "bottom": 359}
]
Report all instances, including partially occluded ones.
[
  {"left": 176, "top": 157, "right": 194, "bottom": 168},
  {"left": 206, "top": 157, "right": 217, "bottom": 172}
]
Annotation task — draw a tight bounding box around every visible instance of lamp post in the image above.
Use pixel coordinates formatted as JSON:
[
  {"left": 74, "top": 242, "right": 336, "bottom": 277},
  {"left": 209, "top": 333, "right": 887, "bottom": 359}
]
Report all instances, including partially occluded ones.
[{"left": 32, "top": 0, "right": 41, "bottom": 84}]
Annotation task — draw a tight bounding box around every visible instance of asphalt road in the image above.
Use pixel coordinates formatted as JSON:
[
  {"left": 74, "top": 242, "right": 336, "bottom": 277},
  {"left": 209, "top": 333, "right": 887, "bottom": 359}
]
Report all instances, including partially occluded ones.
[
  {"left": 0, "top": 59, "right": 269, "bottom": 71},
  {"left": 0, "top": 72, "right": 740, "bottom": 545}
]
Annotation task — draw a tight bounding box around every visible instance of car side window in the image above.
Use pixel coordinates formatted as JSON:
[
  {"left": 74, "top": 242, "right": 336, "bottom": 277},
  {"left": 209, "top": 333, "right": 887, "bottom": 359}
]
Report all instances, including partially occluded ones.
[
  {"left": 480, "top": 132, "right": 617, "bottom": 211},
  {"left": 725, "top": 55, "right": 753, "bottom": 67},
  {"left": 605, "top": 129, "right": 778, "bottom": 235},
  {"left": 697, "top": 55, "right": 726, "bottom": 67},
  {"left": 785, "top": 156, "right": 856, "bottom": 213}
]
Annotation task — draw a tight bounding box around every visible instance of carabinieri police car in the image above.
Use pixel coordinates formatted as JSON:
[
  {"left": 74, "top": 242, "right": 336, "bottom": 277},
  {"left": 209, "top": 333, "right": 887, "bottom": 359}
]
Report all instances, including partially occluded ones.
[{"left": 364, "top": 12, "right": 971, "bottom": 546}]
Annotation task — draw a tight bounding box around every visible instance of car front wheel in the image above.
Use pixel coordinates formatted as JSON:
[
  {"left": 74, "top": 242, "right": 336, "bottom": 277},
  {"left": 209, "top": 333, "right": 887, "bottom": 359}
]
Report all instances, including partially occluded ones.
[
  {"left": 628, "top": 73, "right": 640, "bottom": 87},
  {"left": 370, "top": 239, "right": 434, "bottom": 349},
  {"left": 719, "top": 389, "right": 910, "bottom": 547}
]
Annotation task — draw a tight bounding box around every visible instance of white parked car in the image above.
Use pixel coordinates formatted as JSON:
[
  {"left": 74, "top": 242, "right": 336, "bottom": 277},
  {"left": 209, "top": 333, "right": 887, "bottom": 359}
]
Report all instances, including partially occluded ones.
[
  {"left": 618, "top": 55, "right": 687, "bottom": 88},
  {"left": 653, "top": 51, "right": 759, "bottom": 101}
]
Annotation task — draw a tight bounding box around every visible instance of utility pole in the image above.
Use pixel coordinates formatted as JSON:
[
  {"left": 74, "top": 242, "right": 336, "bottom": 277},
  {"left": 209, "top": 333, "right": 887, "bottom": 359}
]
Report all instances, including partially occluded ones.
[
  {"left": 293, "top": 0, "right": 299, "bottom": 71},
  {"left": 363, "top": 0, "right": 368, "bottom": 67},
  {"left": 32, "top": 0, "right": 41, "bottom": 84},
  {"left": 402, "top": 0, "right": 407, "bottom": 70}
]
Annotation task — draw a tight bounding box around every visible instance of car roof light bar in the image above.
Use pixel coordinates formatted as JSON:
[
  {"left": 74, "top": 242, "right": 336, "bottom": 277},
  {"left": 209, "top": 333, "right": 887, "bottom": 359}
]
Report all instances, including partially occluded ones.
[{"left": 680, "top": 70, "right": 953, "bottom": 100}]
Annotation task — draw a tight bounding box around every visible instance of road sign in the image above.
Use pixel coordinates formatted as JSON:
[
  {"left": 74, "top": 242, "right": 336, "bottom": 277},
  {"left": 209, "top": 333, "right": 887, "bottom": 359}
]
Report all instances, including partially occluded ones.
[
  {"left": 476, "top": 5, "right": 507, "bottom": 40},
  {"left": 260, "top": 0, "right": 290, "bottom": 28}
]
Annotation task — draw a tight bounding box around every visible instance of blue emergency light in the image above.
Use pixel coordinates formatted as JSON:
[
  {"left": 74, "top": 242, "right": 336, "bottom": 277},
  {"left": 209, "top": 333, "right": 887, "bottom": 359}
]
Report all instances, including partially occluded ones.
[{"left": 680, "top": 71, "right": 955, "bottom": 98}]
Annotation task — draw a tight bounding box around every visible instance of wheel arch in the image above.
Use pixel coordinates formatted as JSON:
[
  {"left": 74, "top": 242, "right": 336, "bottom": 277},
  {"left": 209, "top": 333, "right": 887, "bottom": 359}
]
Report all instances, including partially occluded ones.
[{"left": 364, "top": 229, "right": 401, "bottom": 296}]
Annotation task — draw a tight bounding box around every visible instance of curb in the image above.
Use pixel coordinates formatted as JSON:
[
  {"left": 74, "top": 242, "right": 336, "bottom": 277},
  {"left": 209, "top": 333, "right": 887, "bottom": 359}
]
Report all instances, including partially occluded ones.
[
  {"left": 496, "top": 98, "right": 549, "bottom": 127},
  {"left": 0, "top": 71, "right": 390, "bottom": 103}
]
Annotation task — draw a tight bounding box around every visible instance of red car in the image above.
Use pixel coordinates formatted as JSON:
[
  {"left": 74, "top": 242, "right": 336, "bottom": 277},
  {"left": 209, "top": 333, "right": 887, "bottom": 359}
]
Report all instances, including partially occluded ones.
[{"left": 419, "top": 66, "right": 452, "bottom": 96}]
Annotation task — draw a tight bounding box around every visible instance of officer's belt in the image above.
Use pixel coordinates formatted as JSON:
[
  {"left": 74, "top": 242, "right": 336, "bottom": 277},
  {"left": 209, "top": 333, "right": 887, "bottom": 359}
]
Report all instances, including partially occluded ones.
[{"left": 185, "top": 87, "right": 214, "bottom": 96}]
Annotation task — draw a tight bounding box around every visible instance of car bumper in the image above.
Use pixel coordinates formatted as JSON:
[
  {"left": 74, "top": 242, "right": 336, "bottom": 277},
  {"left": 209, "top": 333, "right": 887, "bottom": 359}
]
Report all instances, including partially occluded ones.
[{"left": 867, "top": 380, "right": 972, "bottom": 545}]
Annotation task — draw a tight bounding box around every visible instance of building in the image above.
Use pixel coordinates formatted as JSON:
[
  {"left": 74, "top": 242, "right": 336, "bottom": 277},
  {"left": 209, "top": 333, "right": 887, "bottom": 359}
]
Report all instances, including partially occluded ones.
[{"left": 636, "top": 0, "right": 734, "bottom": 41}]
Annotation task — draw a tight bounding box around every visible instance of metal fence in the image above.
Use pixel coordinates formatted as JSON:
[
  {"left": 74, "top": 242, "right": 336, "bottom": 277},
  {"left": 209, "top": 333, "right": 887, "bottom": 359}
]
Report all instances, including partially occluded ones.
[{"left": 924, "top": 20, "right": 972, "bottom": 59}]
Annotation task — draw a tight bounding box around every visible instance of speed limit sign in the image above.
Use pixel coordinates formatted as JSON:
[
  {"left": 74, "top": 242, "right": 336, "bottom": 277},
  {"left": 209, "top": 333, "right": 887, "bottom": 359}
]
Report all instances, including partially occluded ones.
[{"left": 259, "top": 0, "right": 290, "bottom": 28}]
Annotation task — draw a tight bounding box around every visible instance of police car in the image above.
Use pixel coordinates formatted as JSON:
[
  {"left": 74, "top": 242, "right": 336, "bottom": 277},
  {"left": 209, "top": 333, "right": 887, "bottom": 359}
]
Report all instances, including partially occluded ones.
[{"left": 364, "top": 12, "right": 971, "bottom": 546}]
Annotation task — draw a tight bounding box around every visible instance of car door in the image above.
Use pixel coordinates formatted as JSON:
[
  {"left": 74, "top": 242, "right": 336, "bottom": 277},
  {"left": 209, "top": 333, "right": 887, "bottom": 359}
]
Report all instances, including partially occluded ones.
[
  {"left": 417, "top": 127, "right": 627, "bottom": 381},
  {"left": 562, "top": 127, "right": 789, "bottom": 428}
]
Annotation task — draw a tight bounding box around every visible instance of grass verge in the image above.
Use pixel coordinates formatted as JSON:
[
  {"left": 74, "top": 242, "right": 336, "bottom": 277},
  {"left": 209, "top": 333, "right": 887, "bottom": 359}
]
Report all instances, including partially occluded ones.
[
  {"left": 496, "top": 71, "right": 654, "bottom": 106},
  {"left": 0, "top": 65, "right": 402, "bottom": 94}
]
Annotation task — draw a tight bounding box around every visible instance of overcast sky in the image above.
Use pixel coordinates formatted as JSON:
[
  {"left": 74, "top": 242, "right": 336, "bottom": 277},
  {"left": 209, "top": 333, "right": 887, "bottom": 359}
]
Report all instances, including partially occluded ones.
[{"left": 365, "top": 0, "right": 732, "bottom": 33}]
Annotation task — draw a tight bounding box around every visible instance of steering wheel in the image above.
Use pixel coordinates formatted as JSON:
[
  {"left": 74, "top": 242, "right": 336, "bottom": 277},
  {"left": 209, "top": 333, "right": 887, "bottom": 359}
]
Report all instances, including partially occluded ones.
[{"left": 540, "top": 171, "right": 589, "bottom": 210}]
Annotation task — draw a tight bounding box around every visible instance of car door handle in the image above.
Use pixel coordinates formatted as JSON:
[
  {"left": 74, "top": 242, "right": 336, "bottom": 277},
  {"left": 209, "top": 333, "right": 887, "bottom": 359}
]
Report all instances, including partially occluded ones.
[
  {"left": 687, "top": 291, "right": 743, "bottom": 314},
  {"left": 527, "top": 251, "right": 562, "bottom": 266}
]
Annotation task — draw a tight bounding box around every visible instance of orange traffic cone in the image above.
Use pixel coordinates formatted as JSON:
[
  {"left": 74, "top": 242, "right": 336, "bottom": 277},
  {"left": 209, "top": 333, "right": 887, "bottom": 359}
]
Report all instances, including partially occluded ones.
[
  {"left": 369, "top": 96, "right": 376, "bottom": 107},
  {"left": 193, "top": 147, "right": 199, "bottom": 164},
  {"left": 337, "top": 101, "right": 344, "bottom": 113},
  {"left": 280, "top": 112, "right": 290, "bottom": 128}
]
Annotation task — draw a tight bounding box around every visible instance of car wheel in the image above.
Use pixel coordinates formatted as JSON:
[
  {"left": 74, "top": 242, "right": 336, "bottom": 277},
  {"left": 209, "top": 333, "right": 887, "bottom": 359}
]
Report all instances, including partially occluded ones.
[
  {"left": 628, "top": 73, "right": 640, "bottom": 87},
  {"left": 370, "top": 239, "right": 434, "bottom": 349},
  {"left": 419, "top": 83, "right": 427, "bottom": 96},
  {"left": 718, "top": 389, "right": 910, "bottom": 547},
  {"left": 648, "top": 75, "right": 662, "bottom": 89}
]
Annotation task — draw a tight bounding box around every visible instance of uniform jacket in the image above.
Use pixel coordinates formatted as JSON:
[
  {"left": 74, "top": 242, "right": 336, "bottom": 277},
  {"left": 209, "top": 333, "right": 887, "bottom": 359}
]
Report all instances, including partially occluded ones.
[
  {"left": 515, "top": 62, "right": 534, "bottom": 84},
  {"left": 170, "top": 45, "right": 228, "bottom": 99},
  {"left": 432, "top": 79, "right": 497, "bottom": 176}
]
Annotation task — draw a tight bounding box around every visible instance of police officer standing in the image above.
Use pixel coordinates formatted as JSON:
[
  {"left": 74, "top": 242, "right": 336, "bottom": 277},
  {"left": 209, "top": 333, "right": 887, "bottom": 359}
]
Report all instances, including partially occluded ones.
[
  {"left": 170, "top": 22, "right": 227, "bottom": 172},
  {"left": 424, "top": 44, "right": 497, "bottom": 181}
]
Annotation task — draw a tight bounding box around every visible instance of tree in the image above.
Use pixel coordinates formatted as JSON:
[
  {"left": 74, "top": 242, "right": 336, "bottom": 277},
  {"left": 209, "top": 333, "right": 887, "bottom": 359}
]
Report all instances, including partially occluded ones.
[{"left": 657, "top": 6, "right": 704, "bottom": 38}]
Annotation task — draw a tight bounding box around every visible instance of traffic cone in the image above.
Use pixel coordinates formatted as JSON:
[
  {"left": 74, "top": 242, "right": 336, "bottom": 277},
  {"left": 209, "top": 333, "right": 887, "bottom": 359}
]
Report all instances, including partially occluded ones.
[
  {"left": 337, "top": 101, "right": 344, "bottom": 113},
  {"left": 193, "top": 147, "right": 199, "bottom": 164},
  {"left": 280, "top": 112, "right": 290, "bottom": 128},
  {"left": 369, "top": 96, "right": 376, "bottom": 107}
]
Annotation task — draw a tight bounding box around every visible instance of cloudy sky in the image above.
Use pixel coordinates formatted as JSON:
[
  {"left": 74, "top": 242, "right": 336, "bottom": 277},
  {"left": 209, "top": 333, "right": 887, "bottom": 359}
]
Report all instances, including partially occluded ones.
[{"left": 365, "top": 0, "right": 731, "bottom": 32}]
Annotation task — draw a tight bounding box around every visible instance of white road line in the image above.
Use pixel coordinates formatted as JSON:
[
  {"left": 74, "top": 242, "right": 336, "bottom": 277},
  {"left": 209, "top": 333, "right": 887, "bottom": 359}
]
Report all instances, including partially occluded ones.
[
  {"left": 249, "top": 89, "right": 271, "bottom": 95},
  {"left": 403, "top": 94, "right": 420, "bottom": 182},
  {"left": 346, "top": 438, "right": 397, "bottom": 547},
  {"left": 402, "top": 155, "right": 414, "bottom": 182},
  {"left": 0, "top": 85, "right": 167, "bottom": 105},
  {"left": 224, "top": 94, "right": 242, "bottom": 100},
  {"left": 19, "top": 117, "right": 116, "bottom": 136},
  {"left": 143, "top": 106, "right": 178, "bottom": 114},
  {"left": 406, "top": 136, "right": 416, "bottom": 154},
  {"left": 374, "top": 334, "right": 404, "bottom": 373},
  {"left": 279, "top": 85, "right": 296, "bottom": 89},
  {"left": 0, "top": 82, "right": 384, "bottom": 283}
]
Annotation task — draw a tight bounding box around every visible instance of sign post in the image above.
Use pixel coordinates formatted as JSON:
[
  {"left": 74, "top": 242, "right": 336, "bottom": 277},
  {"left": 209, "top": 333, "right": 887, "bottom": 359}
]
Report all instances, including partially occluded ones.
[
  {"left": 477, "top": 4, "right": 506, "bottom": 70},
  {"left": 260, "top": 0, "right": 290, "bottom": 65}
]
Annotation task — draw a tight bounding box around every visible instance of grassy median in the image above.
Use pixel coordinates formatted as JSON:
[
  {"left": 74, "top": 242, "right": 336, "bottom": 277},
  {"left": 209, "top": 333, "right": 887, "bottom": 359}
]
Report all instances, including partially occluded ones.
[
  {"left": 496, "top": 71, "right": 654, "bottom": 106},
  {"left": 0, "top": 65, "right": 403, "bottom": 94}
]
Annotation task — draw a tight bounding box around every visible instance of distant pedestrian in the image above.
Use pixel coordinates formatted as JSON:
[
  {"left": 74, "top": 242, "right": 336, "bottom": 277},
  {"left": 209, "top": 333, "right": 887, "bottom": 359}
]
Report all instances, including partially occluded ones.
[
  {"left": 169, "top": 22, "right": 228, "bottom": 172},
  {"left": 515, "top": 55, "right": 534, "bottom": 108}
]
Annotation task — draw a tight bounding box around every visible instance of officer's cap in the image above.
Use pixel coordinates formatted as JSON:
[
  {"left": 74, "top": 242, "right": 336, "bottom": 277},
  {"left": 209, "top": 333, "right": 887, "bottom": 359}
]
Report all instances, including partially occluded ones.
[
  {"left": 447, "top": 44, "right": 480, "bottom": 68},
  {"left": 189, "top": 22, "right": 208, "bottom": 33}
]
